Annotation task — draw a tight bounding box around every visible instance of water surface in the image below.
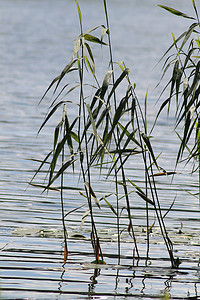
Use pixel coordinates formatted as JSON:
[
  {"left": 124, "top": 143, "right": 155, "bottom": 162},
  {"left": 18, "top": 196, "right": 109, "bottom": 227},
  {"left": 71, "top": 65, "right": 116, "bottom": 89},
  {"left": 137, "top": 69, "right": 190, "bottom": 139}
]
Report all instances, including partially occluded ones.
[{"left": 1, "top": 0, "right": 200, "bottom": 299}]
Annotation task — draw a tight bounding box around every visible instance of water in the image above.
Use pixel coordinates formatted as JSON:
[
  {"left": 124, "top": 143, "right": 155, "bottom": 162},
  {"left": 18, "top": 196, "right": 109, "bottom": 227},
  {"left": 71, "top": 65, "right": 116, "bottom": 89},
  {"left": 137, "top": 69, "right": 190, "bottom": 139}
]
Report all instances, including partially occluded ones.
[{"left": 1, "top": 0, "right": 200, "bottom": 299}]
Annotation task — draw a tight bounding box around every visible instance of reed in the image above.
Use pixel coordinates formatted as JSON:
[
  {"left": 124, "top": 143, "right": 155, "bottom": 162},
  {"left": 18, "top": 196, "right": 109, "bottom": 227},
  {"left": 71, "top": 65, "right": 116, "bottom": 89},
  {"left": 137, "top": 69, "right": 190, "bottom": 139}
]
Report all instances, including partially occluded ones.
[
  {"left": 157, "top": 1, "right": 200, "bottom": 202},
  {"left": 31, "top": 0, "right": 180, "bottom": 268}
]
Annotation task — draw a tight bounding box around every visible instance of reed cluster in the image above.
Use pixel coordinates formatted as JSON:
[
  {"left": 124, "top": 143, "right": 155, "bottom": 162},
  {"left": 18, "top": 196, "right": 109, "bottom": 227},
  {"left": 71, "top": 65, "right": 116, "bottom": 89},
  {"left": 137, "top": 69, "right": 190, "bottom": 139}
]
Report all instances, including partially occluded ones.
[{"left": 31, "top": 0, "right": 200, "bottom": 268}]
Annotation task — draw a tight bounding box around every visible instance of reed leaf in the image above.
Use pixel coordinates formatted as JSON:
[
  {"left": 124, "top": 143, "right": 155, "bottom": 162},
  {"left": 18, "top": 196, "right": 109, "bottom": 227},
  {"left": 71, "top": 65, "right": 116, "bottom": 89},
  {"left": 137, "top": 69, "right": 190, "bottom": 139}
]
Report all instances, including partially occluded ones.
[
  {"left": 118, "top": 123, "right": 142, "bottom": 149},
  {"left": 39, "top": 59, "right": 77, "bottom": 104},
  {"left": 141, "top": 133, "right": 159, "bottom": 170},
  {"left": 192, "top": 0, "right": 199, "bottom": 21},
  {"left": 107, "top": 68, "right": 129, "bottom": 103},
  {"left": 29, "top": 151, "right": 53, "bottom": 184},
  {"left": 85, "top": 42, "right": 95, "bottom": 74},
  {"left": 85, "top": 182, "right": 100, "bottom": 208},
  {"left": 80, "top": 210, "right": 90, "bottom": 229},
  {"left": 86, "top": 102, "right": 98, "bottom": 141},
  {"left": 158, "top": 5, "right": 195, "bottom": 20},
  {"left": 48, "top": 159, "right": 77, "bottom": 187},
  {"left": 180, "top": 23, "right": 198, "bottom": 52},
  {"left": 64, "top": 204, "right": 85, "bottom": 218},
  {"left": 49, "top": 134, "right": 70, "bottom": 182},
  {"left": 136, "top": 191, "right": 155, "bottom": 206},
  {"left": 103, "top": 198, "right": 117, "bottom": 215},
  {"left": 74, "top": 0, "right": 82, "bottom": 29},
  {"left": 38, "top": 101, "right": 71, "bottom": 134},
  {"left": 65, "top": 115, "right": 74, "bottom": 157},
  {"left": 54, "top": 122, "right": 62, "bottom": 150},
  {"left": 29, "top": 183, "right": 60, "bottom": 192},
  {"left": 83, "top": 33, "right": 108, "bottom": 45}
]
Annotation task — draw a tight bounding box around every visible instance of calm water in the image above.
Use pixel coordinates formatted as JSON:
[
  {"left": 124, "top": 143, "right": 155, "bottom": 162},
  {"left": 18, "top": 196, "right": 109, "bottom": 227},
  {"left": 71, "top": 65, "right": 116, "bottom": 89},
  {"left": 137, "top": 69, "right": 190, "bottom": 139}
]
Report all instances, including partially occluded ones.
[{"left": 1, "top": 0, "right": 200, "bottom": 299}]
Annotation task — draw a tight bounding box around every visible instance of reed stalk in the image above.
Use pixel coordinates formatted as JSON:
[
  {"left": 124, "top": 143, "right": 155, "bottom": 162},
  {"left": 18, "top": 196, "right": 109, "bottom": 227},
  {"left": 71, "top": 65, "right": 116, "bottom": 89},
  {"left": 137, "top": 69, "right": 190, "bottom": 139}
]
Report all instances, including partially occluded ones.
[{"left": 31, "top": 0, "right": 182, "bottom": 267}]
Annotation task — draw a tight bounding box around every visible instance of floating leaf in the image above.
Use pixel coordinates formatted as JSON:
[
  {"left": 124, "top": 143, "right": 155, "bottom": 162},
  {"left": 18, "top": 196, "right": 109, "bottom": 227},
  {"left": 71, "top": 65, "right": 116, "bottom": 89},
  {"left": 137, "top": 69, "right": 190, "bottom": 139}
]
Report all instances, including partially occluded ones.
[{"left": 91, "top": 259, "right": 106, "bottom": 265}]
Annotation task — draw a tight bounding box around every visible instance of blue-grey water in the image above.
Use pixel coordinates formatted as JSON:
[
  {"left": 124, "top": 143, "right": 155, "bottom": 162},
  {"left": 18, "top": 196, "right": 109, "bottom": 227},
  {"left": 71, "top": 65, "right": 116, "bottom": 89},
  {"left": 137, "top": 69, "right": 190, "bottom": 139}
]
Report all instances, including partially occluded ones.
[{"left": 1, "top": 0, "right": 200, "bottom": 299}]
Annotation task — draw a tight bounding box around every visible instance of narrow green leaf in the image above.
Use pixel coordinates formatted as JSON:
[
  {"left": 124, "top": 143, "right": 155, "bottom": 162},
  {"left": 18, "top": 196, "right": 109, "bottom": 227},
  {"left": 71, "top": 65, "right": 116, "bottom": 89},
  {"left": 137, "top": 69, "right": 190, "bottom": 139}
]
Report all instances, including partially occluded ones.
[
  {"left": 163, "top": 197, "right": 176, "bottom": 218},
  {"left": 103, "top": 198, "right": 117, "bottom": 215},
  {"left": 144, "top": 89, "right": 148, "bottom": 132},
  {"left": 49, "top": 134, "right": 68, "bottom": 182},
  {"left": 154, "top": 97, "right": 171, "bottom": 125},
  {"left": 65, "top": 115, "right": 74, "bottom": 156},
  {"left": 49, "top": 159, "right": 77, "bottom": 187},
  {"left": 54, "top": 59, "right": 77, "bottom": 95},
  {"left": 95, "top": 106, "right": 110, "bottom": 129},
  {"left": 54, "top": 122, "right": 62, "bottom": 150},
  {"left": 180, "top": 23, "right": 198, "bottom": 52},
  {"left": 186, "top": 61, "right": 200, "bottom": 99},
  {"left": 85, "top": 182, "right": 100, "bottom": 208},
  {"left": 158, "top": 5, "right": 195, "bottom": 20},
  {"left": 118, "top": 123, "right": 142, "bottom": 148},
  {"left": 86, "top": 103, "right": 98, "bottom": 140},
  {"left": 136, "top": 191, "right": 155, "bottom": 206},
  {"left": 38, "top": 101, "right": 67, "bottom": 134},
  {"left": 85, "top": 42, "right": 95, "bottom": 73},
  {"left": 83, "top": 34, "right": 108, "bottom": 45},
  {"left": 84, "top": 56, "right": 94, "bottom": 75},
  {"left": 80, "top": 210, "right": 90, "bottom": 229},
  {"left": 73, "top": 38, "right": 81, "bottom": 57},
  {"left": 29, "top": 151, "right": 53, "bottom": 184},
  {"left": 170, "top": 60, "right": 179, "bottom": 102},
  {"left": 82, "top": 70, "right": 112, "bottom": 139},
  {"left": 39, "top": 59, "right": 76, "bottom": 104},
  {"left": 64, "top": 204, "right": 85, "bottom": 218},
  {"left": 112, "top": 97, "right": 128, "bottom": 130},
  {"left": 29, "top": 183, "right": 60, "bottom": 192},
  {"left": 158, "top": 31, "right": 188, "bottom": 64},
  {"left": 74, "top": 0, "right": 82, "bottom": 29},
  {"left": 141, "top": 133, "right": 159, "bottom": 169},
  {"left": 127, "top": 178, "right": 144, "bottom": 195},
  {"left": 71, "top": 131, "right": 79, "bottom": 143},
  {"left": 107, "top": 68, "right": 129, "bottom": 103},
  {"left": 192, "top": 0, "right": 199, "bottom": 21},
  {"left": 101, "top": 26, "right": 109, "bottom": 43}
]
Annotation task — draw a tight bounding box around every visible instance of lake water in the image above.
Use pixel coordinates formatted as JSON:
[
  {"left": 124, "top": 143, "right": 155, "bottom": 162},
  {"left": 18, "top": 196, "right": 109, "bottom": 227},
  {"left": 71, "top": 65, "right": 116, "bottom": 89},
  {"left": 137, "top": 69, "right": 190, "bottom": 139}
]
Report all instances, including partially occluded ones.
[{"left": 1, "top": 0, "right": 200, "bottom": 299}]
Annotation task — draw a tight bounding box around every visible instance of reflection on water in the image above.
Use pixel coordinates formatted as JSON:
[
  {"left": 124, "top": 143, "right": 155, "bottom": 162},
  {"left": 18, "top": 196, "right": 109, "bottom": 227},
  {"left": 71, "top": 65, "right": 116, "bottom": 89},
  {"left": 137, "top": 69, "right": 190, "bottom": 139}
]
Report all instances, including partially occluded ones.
[
  {"left": 1, "top": 236, "right": 200, "bottom": 299},
  {"left": 1, "top": 0, "right": 200, "bottom": 298}
]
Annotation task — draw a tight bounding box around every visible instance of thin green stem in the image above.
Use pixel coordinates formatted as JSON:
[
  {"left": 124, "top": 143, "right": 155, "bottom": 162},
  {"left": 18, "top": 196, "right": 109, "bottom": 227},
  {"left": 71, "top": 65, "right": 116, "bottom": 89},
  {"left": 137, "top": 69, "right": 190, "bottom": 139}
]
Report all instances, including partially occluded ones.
[
  {"left": 198, "top": 116, "right": 200, "bottom": 208},
  {"left": 61, "top": 120, "right": 68, "bottom": 260},
  {"left": 103, "top": 0, "right": 139, "bottom": 260}
]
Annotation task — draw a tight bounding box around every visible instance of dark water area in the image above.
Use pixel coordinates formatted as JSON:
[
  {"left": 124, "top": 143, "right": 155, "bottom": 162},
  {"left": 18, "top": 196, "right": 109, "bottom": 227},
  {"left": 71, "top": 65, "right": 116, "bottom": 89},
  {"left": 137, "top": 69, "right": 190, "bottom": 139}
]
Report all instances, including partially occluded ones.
[{"left": 1, "top": 0, "right": 200, "bottom": 299}]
